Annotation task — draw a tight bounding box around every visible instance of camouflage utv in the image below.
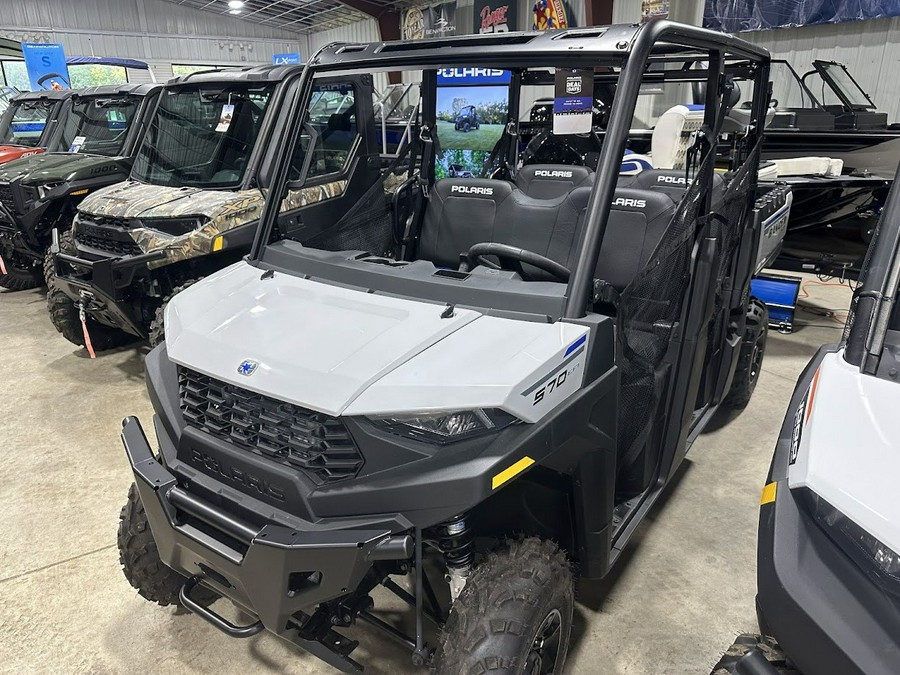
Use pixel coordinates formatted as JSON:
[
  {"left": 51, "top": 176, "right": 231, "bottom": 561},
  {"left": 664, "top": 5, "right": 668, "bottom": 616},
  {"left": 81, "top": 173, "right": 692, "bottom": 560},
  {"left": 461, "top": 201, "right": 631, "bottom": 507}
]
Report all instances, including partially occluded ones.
[
  {"left": 0, "top": 84, "right": 161, "bottom": 291},
  {"left": 49, "top": 66, "right": 383, "bottom": 350}
]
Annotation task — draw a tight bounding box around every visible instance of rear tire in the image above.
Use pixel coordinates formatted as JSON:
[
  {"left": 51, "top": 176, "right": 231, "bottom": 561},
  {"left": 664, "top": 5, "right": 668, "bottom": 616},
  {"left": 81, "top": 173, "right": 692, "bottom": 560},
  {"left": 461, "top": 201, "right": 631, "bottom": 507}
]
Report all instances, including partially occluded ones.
[
  {"left": 0, "top": 252, "right": 42, "bottom": 291},
  {"left": 45, "top": 230, "right": 136, "bottom": 351},
  {"left": 434, "top": 538, "right": 574, "bottom": 675},
  {"left": 711, "top": 634, "right": 798, "bottom": 675},
  {"left": 723, "top": 298, "right": 768, "bottom": 411},
  {"left": 148, "top": 279, "right": 200, "bottom": 348},
  {"left": 118, "top": 483, "right": 217, "bottom": 607}
]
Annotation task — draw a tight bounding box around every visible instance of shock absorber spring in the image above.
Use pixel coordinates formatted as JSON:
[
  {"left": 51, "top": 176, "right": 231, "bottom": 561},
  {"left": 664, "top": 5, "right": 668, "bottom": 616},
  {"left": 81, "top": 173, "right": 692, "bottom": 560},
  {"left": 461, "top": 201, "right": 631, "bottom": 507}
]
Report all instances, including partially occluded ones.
[{"left": 437, "top": 513, "right": 473, "bottom": 602}]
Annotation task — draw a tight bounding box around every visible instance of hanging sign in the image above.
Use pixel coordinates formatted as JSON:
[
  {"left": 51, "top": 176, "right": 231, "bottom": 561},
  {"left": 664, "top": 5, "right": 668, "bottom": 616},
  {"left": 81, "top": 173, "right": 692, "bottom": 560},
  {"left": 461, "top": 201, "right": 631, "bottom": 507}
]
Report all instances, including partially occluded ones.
[
  {"left": 474, "top": 0, "right": 517, "bottom": 33},
  {"left": 403, "top": 3, "right": 457, "bottom": 40},
  {"left": 533, "top": 0, "right": 572, "bottom": 30},
  {"left": 553, "top": 69, "right": 592, "bottom": 135}
]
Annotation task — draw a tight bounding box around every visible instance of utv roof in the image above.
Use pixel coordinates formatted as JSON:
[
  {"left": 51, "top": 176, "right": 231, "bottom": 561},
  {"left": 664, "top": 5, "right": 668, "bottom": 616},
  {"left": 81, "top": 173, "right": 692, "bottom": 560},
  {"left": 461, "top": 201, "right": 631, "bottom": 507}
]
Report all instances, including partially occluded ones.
[
  {"left": 167, "top": 63, "right": 305, "bottom": 87},
  {"left": 71, "top": 83, "right": 160, "bottom": 98},
  {"left": 11, "top": 88, "right": 74, "bottom": 103},
  {"left": 310, "top": 21, "right": 769, "bottom": 70}
]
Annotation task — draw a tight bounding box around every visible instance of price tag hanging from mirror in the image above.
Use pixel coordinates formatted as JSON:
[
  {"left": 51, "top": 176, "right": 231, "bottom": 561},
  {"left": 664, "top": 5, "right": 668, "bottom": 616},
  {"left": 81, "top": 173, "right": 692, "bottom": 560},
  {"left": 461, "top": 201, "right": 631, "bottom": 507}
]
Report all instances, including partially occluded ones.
[{"left": 553, "top": 69, "right": 592, "bottom": 135}]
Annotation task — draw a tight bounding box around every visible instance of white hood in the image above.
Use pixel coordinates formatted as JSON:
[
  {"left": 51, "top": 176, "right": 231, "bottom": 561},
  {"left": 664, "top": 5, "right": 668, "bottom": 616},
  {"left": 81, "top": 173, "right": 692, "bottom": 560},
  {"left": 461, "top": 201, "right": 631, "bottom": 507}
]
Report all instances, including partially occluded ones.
[
  {"left": 165, "top": 263, "right": 479, "bottom": 416},
  {"left": 165, "top": 262, "right": 589, "bottom": 422}
]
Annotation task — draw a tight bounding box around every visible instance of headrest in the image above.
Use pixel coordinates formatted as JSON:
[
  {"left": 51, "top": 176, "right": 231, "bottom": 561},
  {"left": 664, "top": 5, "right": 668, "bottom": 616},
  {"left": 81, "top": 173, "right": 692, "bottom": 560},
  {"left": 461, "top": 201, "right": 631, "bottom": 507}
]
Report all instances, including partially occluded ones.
[
  {"left": 516, "top": 164, "right": 593, "bottom": 199},
  {"left": 631, "top": 169, "right": 724, "bottom": 192},
  {"left": 432, "top": 178, "right": 514, "bottom": 202},
  {"left": 610, "top": 188, "right": 675, "bottom": 220}
]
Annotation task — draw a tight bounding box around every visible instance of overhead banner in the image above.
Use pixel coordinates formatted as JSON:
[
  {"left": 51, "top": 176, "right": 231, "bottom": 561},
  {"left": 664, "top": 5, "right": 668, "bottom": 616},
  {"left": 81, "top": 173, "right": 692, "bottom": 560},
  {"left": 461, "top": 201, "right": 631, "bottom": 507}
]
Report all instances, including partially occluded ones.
[
  {"left": 532, "top": 0, "right": 573, "bottom": 30},
  {"left": 704, "top": 0, "right": 900, "bottom": 31},
  {"left": 22, "top": 43, "right": 69, "bottom": 91},
  {"left": 475, "top": 0, "right": 517, "bottom": 33},
  {"left": 403, "top": 3, "right": 458, "bottom": 40}
]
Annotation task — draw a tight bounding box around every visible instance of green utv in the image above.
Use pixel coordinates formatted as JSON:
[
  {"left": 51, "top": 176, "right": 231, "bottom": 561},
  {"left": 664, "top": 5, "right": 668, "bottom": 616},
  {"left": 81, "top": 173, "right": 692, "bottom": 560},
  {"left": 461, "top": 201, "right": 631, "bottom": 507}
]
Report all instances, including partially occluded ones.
[
  {"left": 49, "top": 65, "right": 383, "bottom": 351},
  {"left": 0, "top": 84, "right": 161, "bottom": 291}
]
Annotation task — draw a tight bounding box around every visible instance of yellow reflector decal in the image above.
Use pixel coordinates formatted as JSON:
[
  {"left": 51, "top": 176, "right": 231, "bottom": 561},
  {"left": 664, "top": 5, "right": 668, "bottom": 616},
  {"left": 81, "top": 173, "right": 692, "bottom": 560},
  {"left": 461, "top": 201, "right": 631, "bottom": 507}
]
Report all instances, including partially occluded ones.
[
  {"left": 212, "top": 236, "right": 224, "bottom": 252},
  {"left": 491, "top": 456, "right": 535, "bottom": 490},
  {"left": 70, "top": 189, "right": 89, "bottom": 196},
  {"left": 761, "top": 482, "right": 777, "bottom": 505}
]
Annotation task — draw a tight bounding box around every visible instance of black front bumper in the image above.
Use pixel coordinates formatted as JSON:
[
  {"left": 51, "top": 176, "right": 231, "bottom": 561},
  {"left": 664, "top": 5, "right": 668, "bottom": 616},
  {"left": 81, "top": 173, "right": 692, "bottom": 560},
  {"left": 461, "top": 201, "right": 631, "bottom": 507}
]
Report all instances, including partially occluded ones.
[
  {"left": 51, "top": 230, "right": 163, "bottom": 336},
  {"left": 757, "top": 347, "right": 900, "bottom": 675},
  {"left": 123, "top": 415, "right": 414, "bottom": 634}
]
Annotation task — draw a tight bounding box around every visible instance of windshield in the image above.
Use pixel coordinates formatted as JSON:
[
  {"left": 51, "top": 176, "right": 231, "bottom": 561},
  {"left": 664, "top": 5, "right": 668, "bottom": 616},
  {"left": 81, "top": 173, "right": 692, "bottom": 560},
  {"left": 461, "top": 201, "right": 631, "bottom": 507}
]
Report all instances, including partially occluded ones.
[
  {"left": 0, "top": 98, "right": 55, "bottom": 147},
  {"left": 818, "top": 62, "right": 873, "bottom": 109},
  {"left": 55, "top": 95, "right": 141, "bottom": 156},
  {"left": 131, "top": 82, "right": 275, "bottom": 188}
]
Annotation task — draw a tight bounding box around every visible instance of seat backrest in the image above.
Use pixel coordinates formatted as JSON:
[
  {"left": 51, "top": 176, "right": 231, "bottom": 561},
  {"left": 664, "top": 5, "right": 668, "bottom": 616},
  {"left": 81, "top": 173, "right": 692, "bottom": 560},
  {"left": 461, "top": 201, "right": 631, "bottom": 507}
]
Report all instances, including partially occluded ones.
[
  {"left": 418, "top": 178, "right": 676, "bottom": 293},
  {"left": 515, "top": 164, "right": 593, "bottom": 199},
  {"left": 418, "top": 178, "right": 515, "bottom": 268},
  {"left": 593, "top": 189, "right": 677, "bottom": 292},
  {"left": 630, "top": 169, "right": 724, "bottom": 205}
]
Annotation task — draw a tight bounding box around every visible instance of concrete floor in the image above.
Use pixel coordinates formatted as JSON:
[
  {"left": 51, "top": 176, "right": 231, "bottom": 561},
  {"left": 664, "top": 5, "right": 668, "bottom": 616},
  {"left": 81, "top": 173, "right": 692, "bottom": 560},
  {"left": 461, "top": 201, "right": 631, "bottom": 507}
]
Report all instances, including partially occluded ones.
[{"left": 0, "top": 276, "right": 854, "bottom": 674}]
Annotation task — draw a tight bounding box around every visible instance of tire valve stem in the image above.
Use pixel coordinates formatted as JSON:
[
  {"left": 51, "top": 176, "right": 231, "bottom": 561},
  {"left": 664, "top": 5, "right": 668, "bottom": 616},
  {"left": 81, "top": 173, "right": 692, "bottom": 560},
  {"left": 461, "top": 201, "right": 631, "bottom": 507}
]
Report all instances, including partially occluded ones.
[{"left": 440, "top": 513, "right": 473, "bottom": 603}]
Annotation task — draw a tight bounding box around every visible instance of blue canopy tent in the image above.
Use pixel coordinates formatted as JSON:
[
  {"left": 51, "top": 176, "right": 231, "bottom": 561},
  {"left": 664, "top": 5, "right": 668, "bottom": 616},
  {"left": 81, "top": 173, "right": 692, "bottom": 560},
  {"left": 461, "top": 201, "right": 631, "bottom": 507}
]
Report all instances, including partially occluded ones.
[{"left": 66, "top": 56, "right": 156, "bottom": 82}]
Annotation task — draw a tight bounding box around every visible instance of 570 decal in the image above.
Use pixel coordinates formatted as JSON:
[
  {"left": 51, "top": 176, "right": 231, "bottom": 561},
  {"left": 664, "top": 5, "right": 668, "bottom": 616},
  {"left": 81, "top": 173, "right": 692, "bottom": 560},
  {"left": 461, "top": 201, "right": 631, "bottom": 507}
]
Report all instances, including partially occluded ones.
[{"left": 533, "top": 369, "right": 568, "bottom": 405}]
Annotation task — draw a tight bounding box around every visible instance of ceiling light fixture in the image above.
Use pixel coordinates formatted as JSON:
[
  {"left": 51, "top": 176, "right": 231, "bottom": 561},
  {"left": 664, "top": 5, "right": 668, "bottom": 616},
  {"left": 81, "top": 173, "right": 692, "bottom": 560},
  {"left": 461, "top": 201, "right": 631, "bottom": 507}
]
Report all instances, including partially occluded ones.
[
  {"left": 229, "top": 8, "right": 242, "bottom": 14},
  {"left": 228, "top": 0, "right": 244, "bottom": 8}
]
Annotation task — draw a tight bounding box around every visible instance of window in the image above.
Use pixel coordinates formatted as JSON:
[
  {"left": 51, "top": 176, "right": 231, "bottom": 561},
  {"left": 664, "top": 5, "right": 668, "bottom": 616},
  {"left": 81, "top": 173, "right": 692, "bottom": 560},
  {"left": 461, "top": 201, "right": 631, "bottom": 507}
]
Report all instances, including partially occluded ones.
[
  {"left": 69, "top": 64, "right": 128, "bottom": 88},
  {"left": 131, "top": 82, "right": 275, "bottom": 188},
  {"left": 1, "top": 61, "right": 30, "bottom": 91},
  {"left": 290, "top": 81, "right": 358, "bottom": 181},
  {"left": 0, "top": 98, "right": 55, "bottom": 146},
  {"left": 56, "top": 95, "right": 140, "bottom": 156}
]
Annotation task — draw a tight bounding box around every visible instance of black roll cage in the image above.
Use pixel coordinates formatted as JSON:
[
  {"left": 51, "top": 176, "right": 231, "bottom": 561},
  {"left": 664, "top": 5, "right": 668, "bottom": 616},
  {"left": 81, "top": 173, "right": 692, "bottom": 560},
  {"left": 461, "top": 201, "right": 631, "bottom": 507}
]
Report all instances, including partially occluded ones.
[{"left": 250, "top": 21, "right": 770, "bottom": 319}]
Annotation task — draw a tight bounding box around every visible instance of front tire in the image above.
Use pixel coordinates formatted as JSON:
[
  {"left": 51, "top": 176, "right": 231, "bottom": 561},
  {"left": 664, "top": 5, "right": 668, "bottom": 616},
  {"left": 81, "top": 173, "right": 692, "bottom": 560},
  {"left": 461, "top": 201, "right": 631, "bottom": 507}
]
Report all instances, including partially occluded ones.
[
  {"left": 463, "top": 121, "right": 471, "bottom": 133},
  {"left": 434, "top": 538, "right": 574, "bottom": 675},
  {"left": 148, "top": 279, "right": 200, "bottom": 348},
  {"left": 723, "top": 298, "right": 768, "bottom": 410},
  {"left": 45, "top": 230, "right": 137, "bottom": 351},
  {"left": 0, "top": 251, "right": 42, "bottom": 291},
  {"left": 118, "top": 483, "right": 216, "bottom": 606}
]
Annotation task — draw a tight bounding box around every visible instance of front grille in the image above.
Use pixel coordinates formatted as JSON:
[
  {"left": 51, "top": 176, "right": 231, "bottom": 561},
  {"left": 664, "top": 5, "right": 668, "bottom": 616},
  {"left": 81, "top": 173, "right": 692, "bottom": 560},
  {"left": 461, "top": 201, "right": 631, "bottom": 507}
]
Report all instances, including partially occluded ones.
[
  {"left": 178, "top": 367, "right": 364, "bottom": 486},
  {"left": 75, "top": 232, "right": 143, "bottom": 257},
  {"left": 75, "top": 216, "right": 143, "bottom": 256},
  {"left": 0, "top": 183, "right": 15, "bottom": 215}
]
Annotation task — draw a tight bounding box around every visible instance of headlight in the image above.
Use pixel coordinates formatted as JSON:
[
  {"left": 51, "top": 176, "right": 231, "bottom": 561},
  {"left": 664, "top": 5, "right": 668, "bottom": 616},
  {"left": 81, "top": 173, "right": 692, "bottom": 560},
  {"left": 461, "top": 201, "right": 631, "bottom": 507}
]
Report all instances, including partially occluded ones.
[
  {"left": 140, "top": 217, "right": 205, "bottom": 236},
  {"left": 371, "top": 409, "right": 519, "bottom": 444},
  {"left": 808, "top": 491, "right": 900, "bottom": 597}
]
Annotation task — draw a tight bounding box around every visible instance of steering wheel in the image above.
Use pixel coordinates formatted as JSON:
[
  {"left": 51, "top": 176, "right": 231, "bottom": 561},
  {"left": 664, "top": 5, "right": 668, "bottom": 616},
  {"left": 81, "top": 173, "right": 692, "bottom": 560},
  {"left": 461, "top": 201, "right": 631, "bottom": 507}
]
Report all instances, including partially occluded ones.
[{"left": 463, "top": 242, "right": 570, "bottom": 282}]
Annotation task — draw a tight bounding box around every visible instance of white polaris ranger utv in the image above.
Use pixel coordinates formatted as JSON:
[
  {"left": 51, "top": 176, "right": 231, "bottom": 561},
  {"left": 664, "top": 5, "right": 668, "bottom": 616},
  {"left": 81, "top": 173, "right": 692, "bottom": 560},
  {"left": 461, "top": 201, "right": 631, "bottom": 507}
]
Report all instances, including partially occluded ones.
[
  {"left": 714, "top": 164, "right": 900, "bottom": 675},
  {"left": 116, "top": 22, "right": 785, "bottom": 674}
]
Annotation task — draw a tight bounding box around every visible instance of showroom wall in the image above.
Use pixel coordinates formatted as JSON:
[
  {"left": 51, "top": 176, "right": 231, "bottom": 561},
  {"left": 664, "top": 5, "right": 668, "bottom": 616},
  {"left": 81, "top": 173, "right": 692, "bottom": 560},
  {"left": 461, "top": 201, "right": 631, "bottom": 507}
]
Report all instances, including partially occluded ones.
[
  {"left": 0, "top": 0, "right": 303, "bottom": 83},
  {"left": 746, "top": 16, "right": 900, "bottom": 123}
]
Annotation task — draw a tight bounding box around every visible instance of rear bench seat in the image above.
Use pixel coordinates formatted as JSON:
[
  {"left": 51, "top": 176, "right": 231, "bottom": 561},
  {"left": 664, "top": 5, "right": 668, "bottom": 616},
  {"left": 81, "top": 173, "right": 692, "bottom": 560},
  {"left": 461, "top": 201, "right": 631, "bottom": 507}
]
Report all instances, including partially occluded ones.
[
  {"left": 629, "top": 168, "right": 725, "bottom": 205},
  {"left": 418, "top": 177, "right": 675, "bottom": 291}
]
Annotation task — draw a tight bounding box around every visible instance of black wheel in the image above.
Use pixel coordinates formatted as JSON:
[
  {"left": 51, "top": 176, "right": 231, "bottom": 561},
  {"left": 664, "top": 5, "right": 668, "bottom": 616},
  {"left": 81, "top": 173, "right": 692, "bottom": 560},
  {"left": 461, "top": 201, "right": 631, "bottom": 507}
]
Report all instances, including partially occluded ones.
[
  {"left": 118, "top": 483, "right": 217, "bottom": 606},
  {"left": 45, "top": 230, "right": 137, "bottom": 351},
  {"left": 711, "top": 634, "right": 798, "bottom": 675},
  {"left": 0, "top": 250, "right": 42, "bottom": 291},
  {"left": 723, "top": 298, "right": 768, "bottom": 411},
  {"left": 434, "top": 538, "right": 574, "bottom": 675},
  {"left": 463, "top": 121, "right": 471, "bottom": 133},
  {"left": 148, "top": 279, "right": 200, "bottom": 348}
]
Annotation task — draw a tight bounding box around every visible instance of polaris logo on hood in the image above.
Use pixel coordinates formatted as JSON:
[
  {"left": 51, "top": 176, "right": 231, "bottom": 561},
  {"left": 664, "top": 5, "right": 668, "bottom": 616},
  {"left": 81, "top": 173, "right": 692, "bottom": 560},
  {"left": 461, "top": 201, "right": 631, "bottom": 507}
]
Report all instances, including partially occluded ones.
[
  {"left": 613, "top": 197, "right": 646, "bottom": 208},
  {"left": 535, "top": 170, "right": 573, "bottom": 178},
  {"left": 451, "top": 185, "right": 493, "bottom": 196}
]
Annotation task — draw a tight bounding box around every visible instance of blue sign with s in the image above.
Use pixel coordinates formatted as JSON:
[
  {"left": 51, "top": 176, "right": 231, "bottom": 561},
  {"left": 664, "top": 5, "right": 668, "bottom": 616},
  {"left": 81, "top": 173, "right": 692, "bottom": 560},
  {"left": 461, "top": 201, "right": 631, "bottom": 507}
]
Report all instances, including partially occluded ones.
[
  {"left": 22, "top": 43, "right": 70, "bottom": 91},
  {"left": 272, "top": 52, "right": 301, "bottom": 65}
]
